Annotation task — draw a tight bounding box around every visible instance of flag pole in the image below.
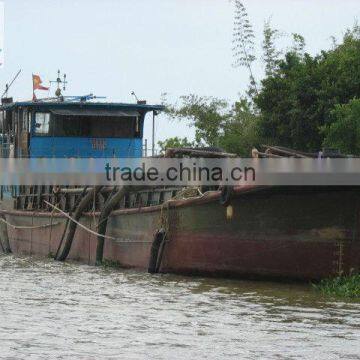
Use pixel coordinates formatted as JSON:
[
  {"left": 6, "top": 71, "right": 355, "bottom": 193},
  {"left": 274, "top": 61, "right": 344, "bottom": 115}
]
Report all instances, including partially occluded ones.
[{"left": 32, "top": 73, "right": 36, "bottom": 101}]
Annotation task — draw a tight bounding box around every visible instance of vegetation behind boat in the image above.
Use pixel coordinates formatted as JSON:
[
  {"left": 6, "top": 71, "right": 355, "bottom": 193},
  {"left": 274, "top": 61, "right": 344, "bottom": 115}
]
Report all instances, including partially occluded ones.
[
  {"left": 314, "top": 274, "right": 360, "bottom": 299},
  {"left": 161, "top": 18, "right": 360, "bottom": 158}
]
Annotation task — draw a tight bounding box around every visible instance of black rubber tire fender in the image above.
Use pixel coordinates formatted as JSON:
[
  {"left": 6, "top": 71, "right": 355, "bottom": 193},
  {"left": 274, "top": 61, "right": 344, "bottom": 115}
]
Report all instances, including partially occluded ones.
[
  {"left": 148, "top": 229, "right": 166, "bottom": 274},
  {"left": 219, "top": 186, "right": 234, "bottom": 207}
]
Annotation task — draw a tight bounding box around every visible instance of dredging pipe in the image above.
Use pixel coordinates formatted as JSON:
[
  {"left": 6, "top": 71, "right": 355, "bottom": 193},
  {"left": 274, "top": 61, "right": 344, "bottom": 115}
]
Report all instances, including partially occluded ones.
[
  {"left": 0, "top": 214, "right": 11, "bottom": 253},
  {"left": 95, "top": 185, "right": 132, "bottom": 265},
  {"left": 148, "top": 229, "right": 166, "bottom": 273},
  {"left": 56, "top": 186, "right": 103, "bottom": 262}
]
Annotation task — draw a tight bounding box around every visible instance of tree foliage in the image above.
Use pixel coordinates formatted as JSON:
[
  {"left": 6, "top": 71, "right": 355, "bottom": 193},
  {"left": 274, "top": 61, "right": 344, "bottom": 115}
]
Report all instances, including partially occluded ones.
[
  {"left": 291, "top": 33, "right": 306, "bottom": 56},
  {"left": 219, "top": 98, "right": 261, "bottom": 156},
  {"left": 157, "top": 137, "right": 195, "bottom": 154},
  {"left": 262, "top": 19, "right": 282, "bottom": 77},
  {"left": 255, "top": 25, "right": 360, "bottom": 151},
  {"left": 322, "top": 99, "right": 360, "bottom": 155},
  {"left": 166, "top": 96, "right": 261, "bottom": 156},
  {"left": 163, "top": 13, "right": 360, "bottom": 155},
  {"left": 166, "top": 95, "right": 230, "bottom": 147},
  {"left": 232, "top": 0, "right": 258, "bottom": 96}
]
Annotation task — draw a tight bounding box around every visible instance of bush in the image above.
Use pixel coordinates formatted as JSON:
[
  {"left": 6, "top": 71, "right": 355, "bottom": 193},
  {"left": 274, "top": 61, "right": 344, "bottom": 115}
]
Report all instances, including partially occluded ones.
[{"left": 313, "top": 273, "right": 360, "bottom": 298}]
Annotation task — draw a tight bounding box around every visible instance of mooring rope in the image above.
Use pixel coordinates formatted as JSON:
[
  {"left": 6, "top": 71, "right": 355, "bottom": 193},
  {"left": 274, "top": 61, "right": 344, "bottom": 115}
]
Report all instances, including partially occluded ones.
[
  {"left": 0, "top": 216, "right": 61, "bottom": 230},
  {"left": 156, "top": 186, "right": 205, "bottom": 235},
  {"left": 44, "top": 200, "right": 152, "bottom": 244},
  {"left": 44, "top": 200, "right": 116, "bottom": 240}
]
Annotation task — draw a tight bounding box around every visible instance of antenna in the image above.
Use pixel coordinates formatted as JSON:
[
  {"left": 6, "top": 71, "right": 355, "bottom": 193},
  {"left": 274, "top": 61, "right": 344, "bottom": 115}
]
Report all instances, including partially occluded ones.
[
  {"left": 1, "top": 69, "right": 21, "bottom": 99},
  {"left": 131, "top": 91, "right": 147, "bottom": 105},
  {"left": 131, "top": 91, "right": 139, "bottom": 102},
  {"left": 50, "top": 69, "right": 68, "bottom": 98}
]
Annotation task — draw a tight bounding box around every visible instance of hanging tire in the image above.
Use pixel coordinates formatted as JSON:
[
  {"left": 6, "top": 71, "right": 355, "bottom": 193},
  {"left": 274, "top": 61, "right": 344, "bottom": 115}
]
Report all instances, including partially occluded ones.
[
  {"left": 219, "top": 186, "right": 234, "bottom": 207},
  {"left": 148, "top": 229, "right": 166, "bottom": 274}
]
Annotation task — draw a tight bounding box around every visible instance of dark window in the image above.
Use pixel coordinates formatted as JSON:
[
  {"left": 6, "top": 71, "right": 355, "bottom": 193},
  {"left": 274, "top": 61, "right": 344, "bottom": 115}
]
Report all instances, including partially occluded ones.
[{"left": 34, "top": 113, "right": 141, "bottom": 138}]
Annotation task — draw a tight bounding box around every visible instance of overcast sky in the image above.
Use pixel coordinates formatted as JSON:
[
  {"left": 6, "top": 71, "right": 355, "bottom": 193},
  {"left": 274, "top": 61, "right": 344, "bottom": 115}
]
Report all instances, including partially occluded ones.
[{"left": 1, "top": 0, "right": 360, "bottom": 147}]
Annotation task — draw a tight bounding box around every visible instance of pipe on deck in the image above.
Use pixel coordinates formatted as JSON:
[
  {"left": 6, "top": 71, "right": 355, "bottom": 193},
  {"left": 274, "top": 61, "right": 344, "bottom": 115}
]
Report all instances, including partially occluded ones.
[
  {"left": 0, "top": 214, "right": 11, "bottom": 253},
  {"left": 95, "top": 185, "right": 132, "bottom": 265},
  {"left": 55, "top": 186, "right": 102, "bottom": 262}
]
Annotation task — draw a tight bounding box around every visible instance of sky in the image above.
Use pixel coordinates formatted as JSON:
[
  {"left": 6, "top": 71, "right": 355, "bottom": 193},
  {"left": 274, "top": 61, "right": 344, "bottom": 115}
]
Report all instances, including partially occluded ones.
[{"left": 1, "top": 0, "right": 360, "bottom": 150}]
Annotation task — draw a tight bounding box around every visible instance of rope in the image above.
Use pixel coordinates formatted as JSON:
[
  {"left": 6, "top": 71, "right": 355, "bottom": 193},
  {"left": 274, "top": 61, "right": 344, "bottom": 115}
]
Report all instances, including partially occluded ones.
[
  {"left": 95, "top": 187, "right": 204, "bottom": 233},
  {"left": 0, "top": 216, "right": 61, "bottom": 230},
  {"left": 158, "top": 200, "right": 170, "bottom": 235},
  {"left": 157, "top": 186, "right": 205, "bottom": 235},
  {"left": 44, "top": 200, "right": 116, "bottom": 240},
  {"left": 171, "top": 186, "right": 204, "bottom": 200},
  {"left": 44, "top": 200, "right": 152, "bottom": 244}
]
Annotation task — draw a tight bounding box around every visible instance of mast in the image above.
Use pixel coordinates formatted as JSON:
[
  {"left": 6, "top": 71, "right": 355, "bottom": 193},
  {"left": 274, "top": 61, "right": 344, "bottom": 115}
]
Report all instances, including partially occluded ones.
[
  {"left": 50, "top": 69, "right": 67, "bottom": 98},
  {"left": 1, "top": 69, "right": 21, "bottom": 99}
]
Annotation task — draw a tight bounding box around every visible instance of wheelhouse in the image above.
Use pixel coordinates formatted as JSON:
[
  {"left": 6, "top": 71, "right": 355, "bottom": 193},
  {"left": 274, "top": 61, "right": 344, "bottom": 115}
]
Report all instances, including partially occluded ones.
[{"left": 0, "top": 100, "right": 164, "bottom": 158}]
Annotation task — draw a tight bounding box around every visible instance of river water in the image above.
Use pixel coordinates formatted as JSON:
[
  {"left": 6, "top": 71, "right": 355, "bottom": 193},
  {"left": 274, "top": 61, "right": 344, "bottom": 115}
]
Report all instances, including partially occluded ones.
[{"left": 0, "top": 254, "right": 359, "bottom": 360}]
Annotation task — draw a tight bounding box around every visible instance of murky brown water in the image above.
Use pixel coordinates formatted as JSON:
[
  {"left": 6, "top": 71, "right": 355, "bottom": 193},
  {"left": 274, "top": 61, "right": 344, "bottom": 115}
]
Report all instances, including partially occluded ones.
[{"left": 0, "top": 254, "right": 359, "bottom": 359}]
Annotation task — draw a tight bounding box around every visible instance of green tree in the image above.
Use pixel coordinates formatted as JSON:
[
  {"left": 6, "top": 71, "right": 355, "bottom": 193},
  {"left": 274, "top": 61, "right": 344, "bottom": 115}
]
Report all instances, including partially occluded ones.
[
  {"left": 157, "top": 137, "right": 195, "bottom": 154},
  {"left": 291, "top": 33, "right": 306, "bottom": 56},
  {"left": 220, "top": 98, "right": 262, "bottom": 156},
  {"left": 166, "top": 94, "right": 230, "bottom": 147},
  {"left": 322, "top": 99, "right": 360, "bottom": 155},
  {"left": 166, "top": 20, "right": 360, "bottom": 155},
  {"left": 232, "top": 0, "right": 258, "bottom": 97},
  {"left": 165, "top": 95, "right": 262, "bottom": 156},
  {"left": 262, "top": 18, "right": 282, "bottom": 77},
  {"left": 255, "top": 25, "right": 360, "bottom": 151}
]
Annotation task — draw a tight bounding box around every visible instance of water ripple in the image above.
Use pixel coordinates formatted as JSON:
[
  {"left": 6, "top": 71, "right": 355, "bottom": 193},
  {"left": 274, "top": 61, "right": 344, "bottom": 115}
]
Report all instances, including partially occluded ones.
[{"left": 0, "top": 254, "right": 359, "bottom": 359}]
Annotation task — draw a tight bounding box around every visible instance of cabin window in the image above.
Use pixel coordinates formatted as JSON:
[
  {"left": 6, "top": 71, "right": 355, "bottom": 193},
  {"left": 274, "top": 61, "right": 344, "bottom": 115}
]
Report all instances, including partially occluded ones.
[
  {"left": 32, "top": 111, "right": 142, "bottom": 138},
  {"left": 35, "top": 112, "right": 50, "bottom": 135},
  {"left": 50, "top": 115, "right": 141, "bottom": 138}
]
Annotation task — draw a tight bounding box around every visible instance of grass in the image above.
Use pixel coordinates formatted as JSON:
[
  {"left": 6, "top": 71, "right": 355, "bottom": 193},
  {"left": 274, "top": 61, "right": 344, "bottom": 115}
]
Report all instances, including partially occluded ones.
[{"left": 313, "top": 273, "right": 360, "bottom": 298}]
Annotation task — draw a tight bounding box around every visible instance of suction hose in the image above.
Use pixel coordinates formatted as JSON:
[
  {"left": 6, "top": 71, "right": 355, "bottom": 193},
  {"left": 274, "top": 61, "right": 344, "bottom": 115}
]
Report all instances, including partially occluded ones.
[
  {"left": 148, "top": 229, "right": 166, "bottom": 273},
  {"left": 56, "top": 186, "right": 102, "bottom": 262},
  {"left": 0, "top": 214, "right": 11, "bottom": 253},
  {"left": 95, "top": 185, "right": 132, "bottom": 265}
]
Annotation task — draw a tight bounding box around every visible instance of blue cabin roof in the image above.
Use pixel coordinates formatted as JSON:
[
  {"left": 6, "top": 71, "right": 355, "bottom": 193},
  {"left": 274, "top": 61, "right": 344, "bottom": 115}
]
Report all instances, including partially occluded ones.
[{"left": 0, "top": 100, "right": 165, "bottom": 113}]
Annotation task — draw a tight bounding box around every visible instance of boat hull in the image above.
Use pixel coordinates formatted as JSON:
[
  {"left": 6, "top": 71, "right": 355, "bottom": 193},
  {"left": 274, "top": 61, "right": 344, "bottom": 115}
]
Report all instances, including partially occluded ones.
[{"left": 1, "top": 187, "right": 359, "bottom": 281}]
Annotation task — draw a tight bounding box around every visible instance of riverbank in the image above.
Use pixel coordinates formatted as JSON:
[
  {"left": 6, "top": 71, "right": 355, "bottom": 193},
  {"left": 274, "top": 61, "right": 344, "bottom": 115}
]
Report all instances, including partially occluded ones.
[{"left": 313, "top": 274, "right": 360, "bottom": 298}]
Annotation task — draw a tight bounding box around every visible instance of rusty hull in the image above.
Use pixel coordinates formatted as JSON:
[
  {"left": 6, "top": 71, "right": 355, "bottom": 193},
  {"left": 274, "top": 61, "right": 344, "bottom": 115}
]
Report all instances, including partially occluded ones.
[{"left": 1, "top": 186, "right": 360, "bottom": 281}]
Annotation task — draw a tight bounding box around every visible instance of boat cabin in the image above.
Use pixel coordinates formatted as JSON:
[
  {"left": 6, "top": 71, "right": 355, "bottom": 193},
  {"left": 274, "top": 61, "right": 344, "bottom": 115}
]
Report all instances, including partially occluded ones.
[{"left": 0, "top": 99, "right": 164, "bottom": 158}]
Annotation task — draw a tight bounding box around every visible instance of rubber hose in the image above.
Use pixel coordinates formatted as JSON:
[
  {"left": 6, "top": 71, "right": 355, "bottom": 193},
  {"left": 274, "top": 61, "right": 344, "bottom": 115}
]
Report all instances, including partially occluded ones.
[
  {"left": 95, "top": 185, "right": 132, "bottom": 265},
  {"left": 148, "top": 229, "right": 166, "bottom": 274},
  {"left": 54, "top": 186, "right": 89, "bottom": 259},
  {"left": 0, "top": 214, "right": 11, "bottom": 253},
  {"left": 56, "top": 186, "right": 102, "bottom": 262},
  {"left": 219, "top": 186, "right": 234, "bottom": 207}
]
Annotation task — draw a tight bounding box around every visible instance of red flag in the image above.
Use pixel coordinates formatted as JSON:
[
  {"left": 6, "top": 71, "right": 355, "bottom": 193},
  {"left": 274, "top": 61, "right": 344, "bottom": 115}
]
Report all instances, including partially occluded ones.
[{"left": 32, "top": 74, "right": 49, "bottom": 91}]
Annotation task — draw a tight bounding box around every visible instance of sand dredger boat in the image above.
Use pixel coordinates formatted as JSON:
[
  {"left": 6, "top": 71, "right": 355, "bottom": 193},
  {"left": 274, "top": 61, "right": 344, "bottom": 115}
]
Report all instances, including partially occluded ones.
[{"left": 0, "top": 90, "right": 359, "bottom": 281}]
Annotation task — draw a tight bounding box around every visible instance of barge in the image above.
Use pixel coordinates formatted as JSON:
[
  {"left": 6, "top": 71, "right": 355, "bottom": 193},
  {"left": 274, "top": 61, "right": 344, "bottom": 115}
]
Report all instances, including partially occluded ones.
[{"left": 0, "top": 92, "right": 359, "bottom": 281}]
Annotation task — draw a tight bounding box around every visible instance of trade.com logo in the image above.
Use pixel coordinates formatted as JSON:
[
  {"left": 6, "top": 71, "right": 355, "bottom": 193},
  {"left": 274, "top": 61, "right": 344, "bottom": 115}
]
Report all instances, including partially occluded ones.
[{"left": 0, "top": 2, "right": 3, "bottom": 67}]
